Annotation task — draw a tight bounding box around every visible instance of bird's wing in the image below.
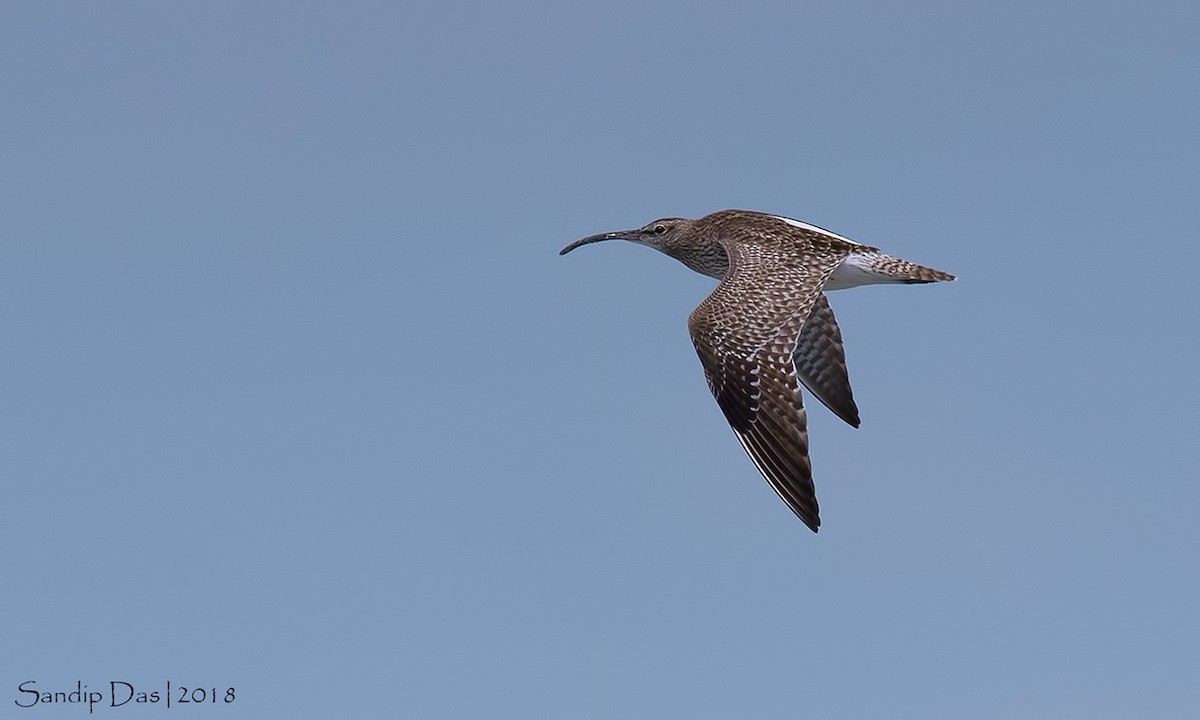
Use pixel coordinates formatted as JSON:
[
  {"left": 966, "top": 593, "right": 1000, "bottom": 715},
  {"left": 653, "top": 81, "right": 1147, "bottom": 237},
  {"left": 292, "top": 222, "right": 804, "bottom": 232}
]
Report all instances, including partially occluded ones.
[
  {"left": 793, "top": 294, "right": 861, "bottom": 428},
  {"left": 688, "top": 237, "right": 849, "bottom": 532}
]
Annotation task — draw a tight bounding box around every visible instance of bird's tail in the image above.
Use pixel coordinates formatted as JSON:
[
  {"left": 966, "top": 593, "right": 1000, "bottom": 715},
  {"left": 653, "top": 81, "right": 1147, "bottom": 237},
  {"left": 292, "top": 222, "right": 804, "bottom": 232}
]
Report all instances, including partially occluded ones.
[{"left": 825, "top": 251, "right": 955, "bottom": 290}]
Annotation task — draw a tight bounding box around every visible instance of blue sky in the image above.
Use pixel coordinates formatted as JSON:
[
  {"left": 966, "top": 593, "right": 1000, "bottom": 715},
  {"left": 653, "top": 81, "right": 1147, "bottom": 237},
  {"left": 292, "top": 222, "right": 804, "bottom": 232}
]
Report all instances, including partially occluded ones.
[{"left": 5, "top": 3, "right": 1199, "bottom": 717}]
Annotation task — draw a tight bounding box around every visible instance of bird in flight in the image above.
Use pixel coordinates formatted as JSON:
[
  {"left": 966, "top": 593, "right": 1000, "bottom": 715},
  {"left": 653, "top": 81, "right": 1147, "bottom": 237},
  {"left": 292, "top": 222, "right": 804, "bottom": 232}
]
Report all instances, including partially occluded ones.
[{"left": 560, "top": 209, "right": 954, "bottom": 532}]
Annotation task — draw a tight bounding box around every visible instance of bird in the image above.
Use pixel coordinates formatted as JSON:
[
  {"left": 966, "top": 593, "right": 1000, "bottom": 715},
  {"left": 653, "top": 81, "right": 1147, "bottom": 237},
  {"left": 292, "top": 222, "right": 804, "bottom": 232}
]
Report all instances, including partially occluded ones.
[{"left": 559, "top": 209, "right": 954, "bottom": 532}]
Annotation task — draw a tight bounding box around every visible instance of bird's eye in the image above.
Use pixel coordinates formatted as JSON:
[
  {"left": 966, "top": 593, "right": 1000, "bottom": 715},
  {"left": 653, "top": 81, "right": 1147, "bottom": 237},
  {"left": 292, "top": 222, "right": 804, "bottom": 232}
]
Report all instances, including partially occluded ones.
[{"left": 653, "top": 224, "right": 667, "bottom": 235}]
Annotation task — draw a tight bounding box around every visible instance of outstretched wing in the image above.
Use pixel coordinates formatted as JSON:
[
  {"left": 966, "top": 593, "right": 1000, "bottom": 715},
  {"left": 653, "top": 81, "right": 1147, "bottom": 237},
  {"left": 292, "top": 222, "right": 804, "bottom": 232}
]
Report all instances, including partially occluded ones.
[
  {"left": 688, "top": 237, "right": 849, "bottom": 532},
  {"left": 794, "top": 294, "right": 860, "bottom": 428}
]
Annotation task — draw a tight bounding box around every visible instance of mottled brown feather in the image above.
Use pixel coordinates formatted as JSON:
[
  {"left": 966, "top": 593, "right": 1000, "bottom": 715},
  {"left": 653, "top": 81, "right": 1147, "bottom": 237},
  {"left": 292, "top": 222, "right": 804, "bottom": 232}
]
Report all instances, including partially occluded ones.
[
  {"left": 687, "top": 214, "right": 853, "bottom": 531},
  {"left": 793, "top": 294, "right": 860, "bottom": 428}
]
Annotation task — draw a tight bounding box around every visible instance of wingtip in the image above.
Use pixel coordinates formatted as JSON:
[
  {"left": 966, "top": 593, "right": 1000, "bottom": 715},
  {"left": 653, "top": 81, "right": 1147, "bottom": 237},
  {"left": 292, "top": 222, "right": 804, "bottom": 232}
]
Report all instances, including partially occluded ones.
[{"left": 798, "top": 509, "right": 821, "bottom": 533}]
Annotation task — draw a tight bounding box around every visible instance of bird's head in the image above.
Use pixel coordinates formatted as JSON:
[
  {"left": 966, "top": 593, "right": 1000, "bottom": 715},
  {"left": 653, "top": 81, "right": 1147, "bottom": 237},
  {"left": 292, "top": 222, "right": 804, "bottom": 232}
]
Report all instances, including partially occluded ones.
[{"left": 560, "top": 217, "right": 694, "bottom": 256}]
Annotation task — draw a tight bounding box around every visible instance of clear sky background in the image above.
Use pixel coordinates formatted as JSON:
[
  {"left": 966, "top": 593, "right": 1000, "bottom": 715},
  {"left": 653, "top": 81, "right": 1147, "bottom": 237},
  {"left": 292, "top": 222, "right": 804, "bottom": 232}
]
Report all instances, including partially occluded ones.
[{"left": 5, "top": 3, "right": 1199, "bottom": 718}]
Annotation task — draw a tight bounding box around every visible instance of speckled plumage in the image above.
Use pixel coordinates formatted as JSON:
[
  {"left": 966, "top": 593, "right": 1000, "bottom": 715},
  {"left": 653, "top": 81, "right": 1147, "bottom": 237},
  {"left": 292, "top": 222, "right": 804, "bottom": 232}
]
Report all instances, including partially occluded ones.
[{"left": 560, "top": 209, "right": 954, "bottom": 532}]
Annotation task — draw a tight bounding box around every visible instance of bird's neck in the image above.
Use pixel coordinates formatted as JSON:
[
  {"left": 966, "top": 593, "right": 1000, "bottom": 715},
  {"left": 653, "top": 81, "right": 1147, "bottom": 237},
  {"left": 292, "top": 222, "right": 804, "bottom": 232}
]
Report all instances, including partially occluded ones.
[{"left": 666, "top": 229, "right": 728, "bottom": 280}]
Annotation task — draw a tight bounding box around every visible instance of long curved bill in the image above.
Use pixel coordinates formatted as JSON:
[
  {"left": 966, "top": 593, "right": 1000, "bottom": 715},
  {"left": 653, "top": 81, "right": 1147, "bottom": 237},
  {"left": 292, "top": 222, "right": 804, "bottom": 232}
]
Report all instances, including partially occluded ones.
[{"left": 559, "top": 229, "right": 639, "bottom": 255}]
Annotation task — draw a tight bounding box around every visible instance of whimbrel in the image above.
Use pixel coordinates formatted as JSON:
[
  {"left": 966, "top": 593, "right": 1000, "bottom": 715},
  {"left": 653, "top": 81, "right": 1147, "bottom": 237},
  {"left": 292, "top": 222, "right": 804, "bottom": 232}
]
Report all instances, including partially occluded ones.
[{"left": 560, "top": 209, "right": 954, "bottom": 532}]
